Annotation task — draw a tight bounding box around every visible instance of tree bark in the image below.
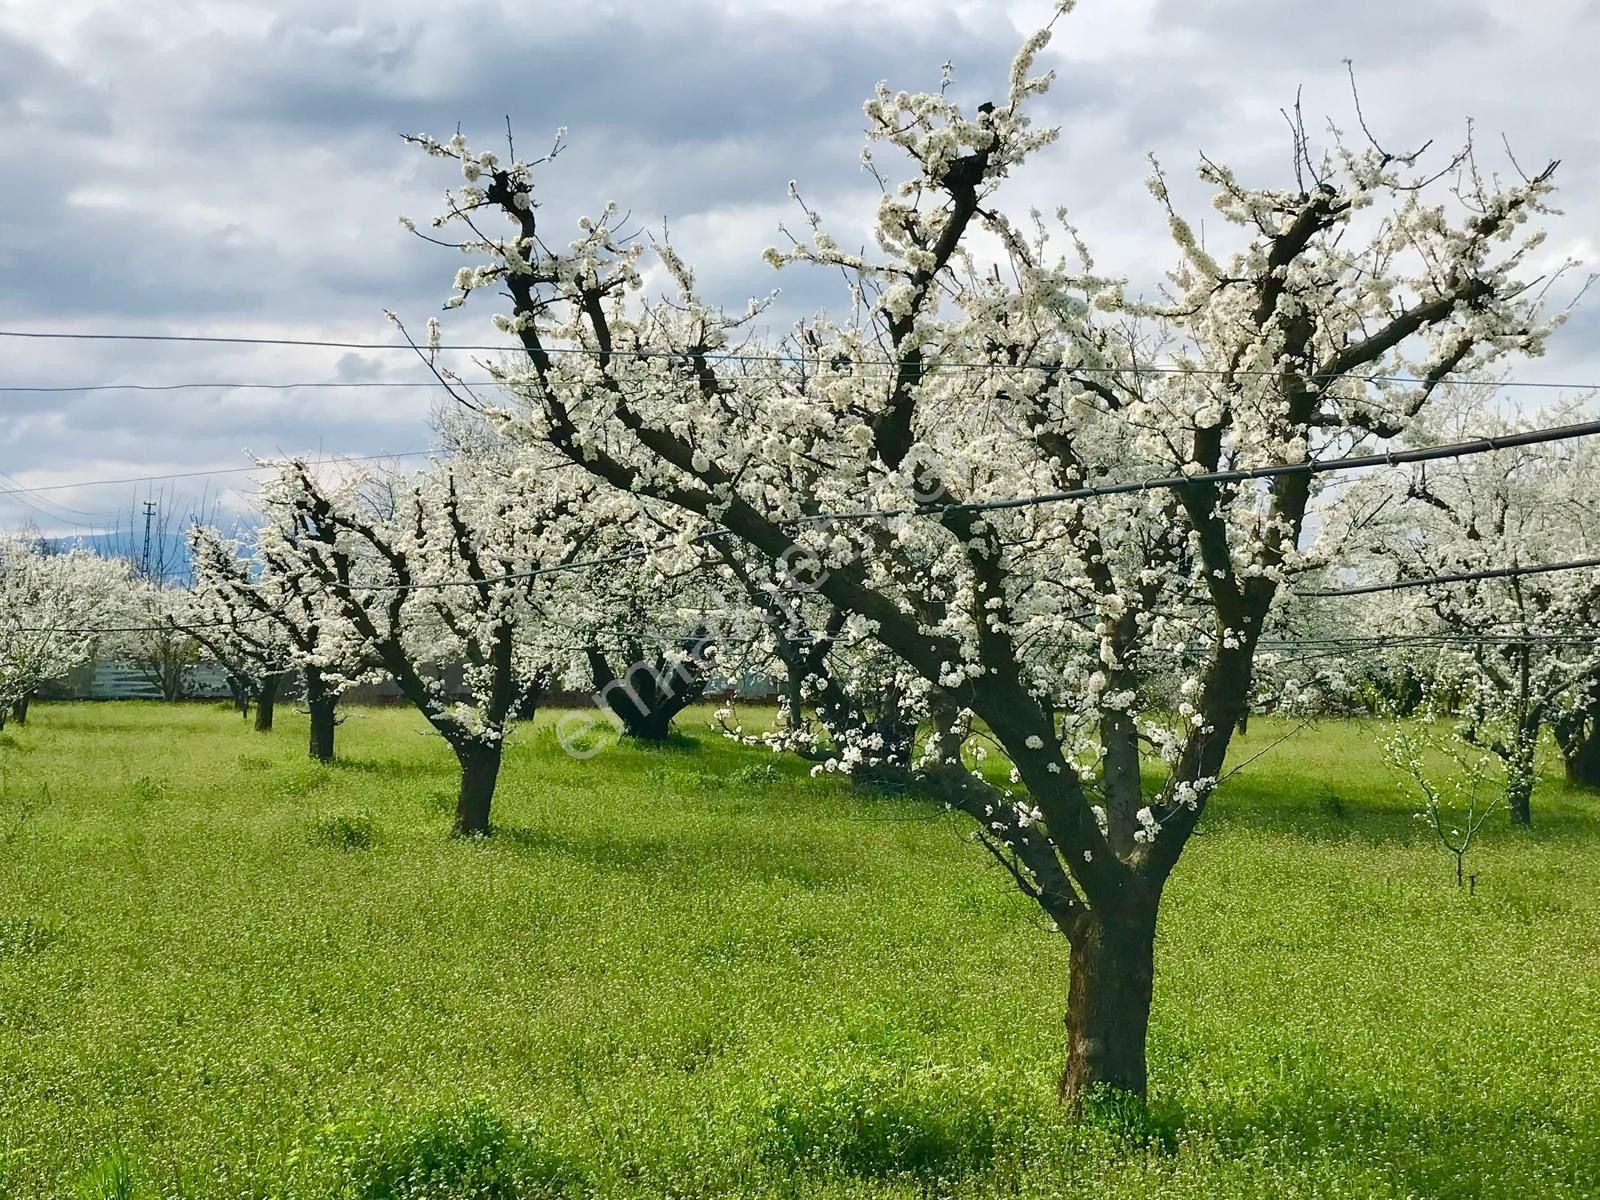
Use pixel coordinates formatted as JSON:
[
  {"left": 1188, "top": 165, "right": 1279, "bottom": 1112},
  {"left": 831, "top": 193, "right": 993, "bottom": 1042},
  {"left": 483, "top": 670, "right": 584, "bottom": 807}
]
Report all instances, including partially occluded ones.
[
  {"left": 1564, "top": 725, "right": 1600, "bottom": 790},
  {"left": 253, "top": 673, "right": 281, "bottom": 733},
  {"left": 1507, "top": 773, "right": 1534, "bottom": 829},
  {"left": 1504, "top": 714, "right": 1539, "bottom": 829},
  {"left": 1060, "top": 902, "right": 1158, "bottom": 1105},
  {"left": 783, "top": 668, "right": 807, "bottom": 733},
  {"left": 305, "top": 668, "right": 337, "bottom": 763},
  {"left": 511, "top": 679, "right": 543, "bottom": 721},
  {"left": 624, "top": 709, "right": 676, "bottom": 742},
  {"left": 591, "top": 649, "right": 705, "bottom": 743},
  {"left": 453, "top": 740, "right": 502, "bottom": 836},
  {"left": 308, "top": 697, "right": 336, "bottom": 762},
  {"left": 1556, "top": 687, "right": 1600, "bottom": 791}
]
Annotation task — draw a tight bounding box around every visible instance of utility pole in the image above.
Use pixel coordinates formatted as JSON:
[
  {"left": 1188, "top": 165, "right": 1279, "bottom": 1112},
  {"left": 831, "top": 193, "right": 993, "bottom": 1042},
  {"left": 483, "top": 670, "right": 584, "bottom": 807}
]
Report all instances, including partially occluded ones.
[{"left": 140, "top": 499, "right": 157, "bottom": 581}]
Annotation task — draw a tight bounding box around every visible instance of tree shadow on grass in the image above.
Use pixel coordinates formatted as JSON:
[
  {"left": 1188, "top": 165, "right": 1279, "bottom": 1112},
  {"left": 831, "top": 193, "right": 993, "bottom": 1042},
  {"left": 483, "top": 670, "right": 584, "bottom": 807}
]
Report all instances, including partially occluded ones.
[
  {"left": 1195, "top": 1084, "right": 1597, "bottom": 1200},
  {"left": 31, "top": 701, "right": 269, "bottom": 732},
  {"left": 322, "top": 757, "right": 429, "bottom": 777},
  {"left": 617, "top": 729, "right": 705, "bottom": 754},
  {"left": 490, "top": 822, "right": 849, "bottom": 890},
  {"left": 492, "top": 823, "right": 675, "bottom": 871},
  {"left": 1196, "top": 772, "right": 1597, "bottom": 848}
]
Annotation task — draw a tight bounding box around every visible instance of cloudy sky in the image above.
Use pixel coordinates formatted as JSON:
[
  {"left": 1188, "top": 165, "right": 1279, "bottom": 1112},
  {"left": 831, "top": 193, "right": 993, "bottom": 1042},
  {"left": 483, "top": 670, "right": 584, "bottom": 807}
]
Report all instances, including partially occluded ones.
[{"left": 2, "top": 0, "right": 1597, "bottom": 535}]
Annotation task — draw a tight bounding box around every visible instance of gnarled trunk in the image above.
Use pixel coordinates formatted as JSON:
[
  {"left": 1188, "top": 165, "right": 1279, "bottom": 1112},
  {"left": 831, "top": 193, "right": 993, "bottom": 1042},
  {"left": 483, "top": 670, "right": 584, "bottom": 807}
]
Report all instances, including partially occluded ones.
[
  {"left": 453, "top": 740, "right": 502, "bottom": 836},
  {"left": 1556, "top": 688, "right": 1600, "bottom": 790},
  {"left": 305, "top": 667, "right": 337, "bottom": 763},
  {"left": 1564, "top": 726, "right": 1600, "bottom": 790},
  {"left": 590, "top": 647, "right": 708, "bottom": 743},
  {"left": 253, "top": 673, "right": 282, "bottom": 733},
  {"left": 623, "top": 708, "right": 675, "bottom": 742},
  {"left": 1060, "top": 901, "right": 1158, "bottom": 1105}
]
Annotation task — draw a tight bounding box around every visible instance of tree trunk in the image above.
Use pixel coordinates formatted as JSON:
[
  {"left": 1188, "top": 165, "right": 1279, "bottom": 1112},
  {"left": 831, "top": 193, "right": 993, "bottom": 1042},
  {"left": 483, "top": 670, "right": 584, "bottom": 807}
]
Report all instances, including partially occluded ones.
[
  {"left": 162, "top": 657, "right": 187, "bottom": 703},
  {"left": 623, "top": 709, "right": 676, "bottom": 742},
  {"left": 1503, "top": 717, "right": 1538, "bottom": 829},
  {"left": 308, "top": 696, "right": 336, "bottom": 762},
  {"left": 783, "top": 665, "right": 809, "bottom": 733},
  {"left": 591, "top": 644, "right": 707, "bottom": 743},
  {"left": 1507, "top": 773, "right": 1534, "bottom": 829},
  {"left": 1557, "top": 689, "right": 1600, "bottom": 790},
  {"left": 12, "top": 695, "right": 28, "bottom": 726},
  {"left": 511, "top": 680, "right": 543, "bottom": 721},
  {"left": 1564, "top": 725, "right": 1600, "bottom": 790},
  {"left": 453, "top": 741, "right": 502, "bottom": 836},
  {"left": 254, "top": 674, "right": 281, "bottom": 734},
  {"left": 305, "top": 667, "right": 337, "bottom": 762},
  {"left": 1060, "top": 903, "right": 1158, "bottom": 1105}
]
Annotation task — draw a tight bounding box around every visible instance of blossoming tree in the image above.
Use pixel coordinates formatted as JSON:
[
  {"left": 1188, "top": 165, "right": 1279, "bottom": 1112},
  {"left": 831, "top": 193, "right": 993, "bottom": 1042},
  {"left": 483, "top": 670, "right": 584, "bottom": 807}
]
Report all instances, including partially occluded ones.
[
  {"left": 183, "top": 526, "right": 298, "bottom": 733},
  {"left": 184, "top": 520, "right": 372, "bottom": 760},
  {"left": 0, "top": 536, "right": 131, "bottom": 724},
  {"left": 402, "top": 10, "right": 1567, "bottom": 1099},
  {"left": 258, "top": 455, "right": 598, "bottom": 835},
  {"left": 1324, "top": 389, "right": 1600, "bottom": 820},
  {"left": 558, "top": 545, "right": 720, "bottom": 742},
  {"left": 116, "top": 580, "right": 202, "bottom": 702}
]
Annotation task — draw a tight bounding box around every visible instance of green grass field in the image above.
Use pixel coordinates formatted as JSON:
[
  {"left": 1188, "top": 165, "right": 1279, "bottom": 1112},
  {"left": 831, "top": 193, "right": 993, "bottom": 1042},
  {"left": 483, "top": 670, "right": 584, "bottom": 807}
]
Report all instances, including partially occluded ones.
[{"left": 1, "top": 703, "right": 1597, "bottom": 1199}]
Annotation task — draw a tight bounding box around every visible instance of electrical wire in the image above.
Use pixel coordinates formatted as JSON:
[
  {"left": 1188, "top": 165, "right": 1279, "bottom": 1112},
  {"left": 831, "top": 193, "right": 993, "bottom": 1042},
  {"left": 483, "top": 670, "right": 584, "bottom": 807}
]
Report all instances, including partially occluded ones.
[
  {"left": 0, "top": 380, "right": 476, "bottom": 394},
  {"left": 9, "top": 412, "right": 1600, "bottom": 518},
  {"left": 792, "top": 417, "right": 1600, "bottom": 521},
  {"left": 1, "top": 327, "right": 1595, "bottom": 390},
  {"left": 1303, "top": 555, "right": 1600, "bottom": 597},
  {"left": 0, "top": 451, "right": 434, "bottom": 499}
]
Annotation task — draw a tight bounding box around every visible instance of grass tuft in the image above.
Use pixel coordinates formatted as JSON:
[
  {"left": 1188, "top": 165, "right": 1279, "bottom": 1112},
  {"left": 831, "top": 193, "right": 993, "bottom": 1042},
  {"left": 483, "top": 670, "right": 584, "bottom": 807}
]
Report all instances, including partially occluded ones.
[
  {"left": 308, "top": 812, "right": 378, "bottom": 851},
  {"left": 72, "top": 1147, "right": 139, "bottom": 1200},
  {"left": 0, "top": 914, "right": 57, "bottom": 959},
  {"left": 760, "top": 1061, "right": 1003, "bottom": 1177},
  {"left": 320, "top": 1103, "right": 569, "bottom": 1199}
]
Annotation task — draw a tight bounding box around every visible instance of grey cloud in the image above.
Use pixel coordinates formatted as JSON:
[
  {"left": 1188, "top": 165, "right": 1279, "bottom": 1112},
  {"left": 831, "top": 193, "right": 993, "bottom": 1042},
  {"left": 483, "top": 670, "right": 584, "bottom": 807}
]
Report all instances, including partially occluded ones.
[
  {"left": 0, "top": 28, "right": 107, "bottom": 130},
  {"left": 193, "top": 2, "right": 1023, "bottom": 143},
  {"left": 1150, "top": 0, "right": 1491, "bottom": 64}
]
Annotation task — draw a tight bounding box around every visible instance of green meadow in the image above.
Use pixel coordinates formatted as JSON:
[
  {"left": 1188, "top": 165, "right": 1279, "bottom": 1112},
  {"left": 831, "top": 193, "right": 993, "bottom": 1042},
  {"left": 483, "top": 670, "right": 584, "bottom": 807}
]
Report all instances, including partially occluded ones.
[{"left": 1, "top": 703, "right": 1596, "bottom": 1198}]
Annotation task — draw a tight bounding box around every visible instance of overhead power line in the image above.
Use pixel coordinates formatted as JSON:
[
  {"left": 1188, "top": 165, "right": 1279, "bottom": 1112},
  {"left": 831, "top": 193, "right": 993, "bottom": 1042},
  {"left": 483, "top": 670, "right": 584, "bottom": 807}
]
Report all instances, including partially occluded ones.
[
  {"left": 797, "top": 417, "right": 1600, "bottom": 521},
  {"left": 1303, "top": 555, "right": 1600, "bottom": 597},
  {"left": 0, "top": 451, "right": 434, "bottom": 499},
  {"left": 12, "top": 403, "right": 1592, "bottom": 513},
  {"left": 10, "top": 418, "right": 1600, "bottom": 609},
  {"left": 0, "top": 327, "right": 1594, "bottom": 390},
  {"left": 0, "top": 380, "right": 480, "bottom": 394}
]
